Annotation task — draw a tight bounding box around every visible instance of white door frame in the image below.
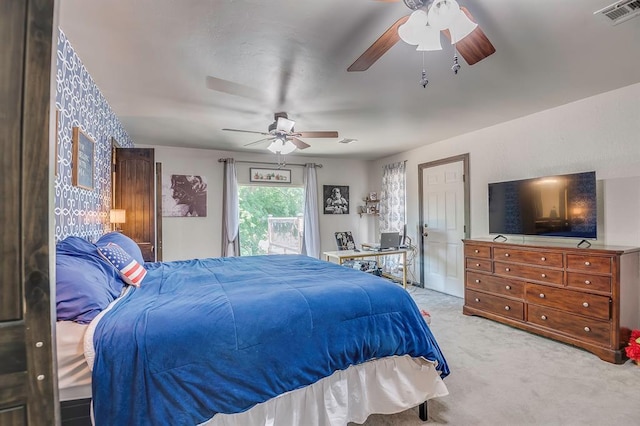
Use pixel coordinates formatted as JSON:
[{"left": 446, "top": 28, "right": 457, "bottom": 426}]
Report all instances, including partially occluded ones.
[{"left": 418, "top": 153, "right": 471, "bottom": 287}]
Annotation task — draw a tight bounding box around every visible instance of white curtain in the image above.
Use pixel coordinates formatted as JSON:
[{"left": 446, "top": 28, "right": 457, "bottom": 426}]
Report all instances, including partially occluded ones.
[
  {"left": 380, "top": 161, "right": 406, "bottom": 233},
  {"left": 302, "top": 163, "right": 321, "bottom": 258},
  {"left": 221, "top": 158, "right": 240, "bottom": 257}
]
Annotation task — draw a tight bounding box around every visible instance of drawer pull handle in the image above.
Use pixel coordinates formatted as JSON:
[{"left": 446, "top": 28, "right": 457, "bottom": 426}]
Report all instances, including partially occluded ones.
[
  {"left": 474, "top": 249, "right": 479, "bottom": 253},
  {"left": 505, "top": 285, "right": 511, "bottom": 290},
  {"left": 505, "top": 267, "right": 511, "bottom": 272},
  {"left": 582, "top": 302, "right": 589, "bottom": 308},
  {"left": 474, "top": 298, "right": 480, "bottom": 302},
  {"left": 541, "top": 257, "right": 546, "bottom": 261},
  {"left": 504, "top": 253, "right": 510, "bottom": 257},
  {"left": 584, "top": 261, "right": 591, "bottom": 266},
  {"left": 504, "top": 306, "right": 511, "bottom": 311},
  {"left": 584, "top": 327, "right": 591, "bottom": 332},
  {"left": 475, "top": 263, "right": 481, "bottom": 267},
  {"left": 541, "top": 273, "right": 546, "bottom": 278},
  {"left": 539, "top": 293, "right": 545, "bottom": 298},
  {"left": 475, "top": 279, "right": 480, "bottom": 283},
  {"left": 541, "top": 315, "right": 547, "bottom": 320},
  {"left": 584, "top": 280, "right": 591, "bottom": 285}
]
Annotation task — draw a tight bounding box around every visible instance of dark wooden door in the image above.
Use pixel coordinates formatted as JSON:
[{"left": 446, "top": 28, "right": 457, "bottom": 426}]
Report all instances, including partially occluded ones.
[
  {"left": 114, "top": 148, "right": 157, "bottom": 261},
  {"left": 0, "top": 0, "right": 57, "bottom": 424}
]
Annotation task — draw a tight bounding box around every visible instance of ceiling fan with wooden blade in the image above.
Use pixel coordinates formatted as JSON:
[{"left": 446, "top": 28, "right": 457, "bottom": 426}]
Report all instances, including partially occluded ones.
[
  {"left": 222, "top": 112, "right": 338, "bottom": 152},
  {"left": 348, "top": 0, "right": 495, "bottom": 71}
]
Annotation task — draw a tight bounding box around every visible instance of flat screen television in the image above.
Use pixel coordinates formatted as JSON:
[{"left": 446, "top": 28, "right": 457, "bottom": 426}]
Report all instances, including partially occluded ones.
[{"left": 488, "top": 171, "right": 597, "bottom": 239}]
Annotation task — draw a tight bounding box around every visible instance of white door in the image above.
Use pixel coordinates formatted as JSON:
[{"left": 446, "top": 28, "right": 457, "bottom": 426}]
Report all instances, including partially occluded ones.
[{"left": 421, "top": 161, "right": 465, "bottom": 297}]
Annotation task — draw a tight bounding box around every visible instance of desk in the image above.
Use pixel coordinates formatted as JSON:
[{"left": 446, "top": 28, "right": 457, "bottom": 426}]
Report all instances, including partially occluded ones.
[{"left": 323, "top": 248, "right": 408, "bottom": 289}]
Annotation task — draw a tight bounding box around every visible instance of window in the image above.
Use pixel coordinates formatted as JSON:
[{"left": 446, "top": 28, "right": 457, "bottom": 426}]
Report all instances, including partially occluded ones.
[{"left": 238, "top": 185, "right": 305, "bottom": 256}]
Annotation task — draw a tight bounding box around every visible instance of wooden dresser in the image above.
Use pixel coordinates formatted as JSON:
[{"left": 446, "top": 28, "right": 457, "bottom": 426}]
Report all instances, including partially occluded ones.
[{"left": 463, "top": 239, "right": 639, "bottom": 363}]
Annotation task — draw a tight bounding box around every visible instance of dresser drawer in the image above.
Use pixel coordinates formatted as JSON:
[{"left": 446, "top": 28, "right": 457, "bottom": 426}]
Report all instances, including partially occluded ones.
[
  {"left": 493, "top": 247, "right": 563, "bottom": 268},
  {"left": 566, "top": 272, "right": 612, "bottom": 294},
  {"left": 527, "top": 305, "right": 611, "bottom": 346},
  {"left": 494, "top": 261, "right": 563, "bottom": 285},
  {"left": 566, "top": 254, "right": 612, "bottom": 274},
  {"left": 466, "top": 257, "right": 492, "bottom": 272},
  {"left": 464, "top": 244, "right": 491, "bottom": 259},
  {"left": 466, "top": 272, "right": 524, "bottom": 298},
  {"left": 466, "top": 289, "right": 524, "bottom": 320},
  {"left": 526, "top": 283, "right": 610, "bottom": 320}
]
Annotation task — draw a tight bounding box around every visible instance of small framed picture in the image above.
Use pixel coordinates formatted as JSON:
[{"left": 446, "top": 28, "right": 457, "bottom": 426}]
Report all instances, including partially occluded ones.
[
  {"left": 72, "top": 126, "right": 95, "bottom": 190},
  {"left": 369, "top": 192, "right": 377, "bottom": 201},
  {"left": 250, "top": 168, "right": 291, "bottom": 183}
]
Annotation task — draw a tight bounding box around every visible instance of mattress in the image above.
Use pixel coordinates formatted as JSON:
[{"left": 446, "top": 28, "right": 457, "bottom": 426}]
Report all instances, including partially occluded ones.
[{"left": 56, "top": 320, "right": 92, "bottom": 401}]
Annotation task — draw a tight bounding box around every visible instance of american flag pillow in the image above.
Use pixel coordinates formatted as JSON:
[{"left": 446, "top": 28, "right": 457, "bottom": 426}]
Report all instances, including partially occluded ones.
[{"left": 97, "top": 242, "right": 147, "bottom": 287}]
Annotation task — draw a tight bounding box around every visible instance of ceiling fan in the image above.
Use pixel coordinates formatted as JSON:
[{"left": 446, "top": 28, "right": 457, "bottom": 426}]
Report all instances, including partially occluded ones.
[
  {"left": 222, "top": 112, "right": 339, "bottom": 154},
  {"left": 348, "top": 0, "right": 495, "bottom": 72}
]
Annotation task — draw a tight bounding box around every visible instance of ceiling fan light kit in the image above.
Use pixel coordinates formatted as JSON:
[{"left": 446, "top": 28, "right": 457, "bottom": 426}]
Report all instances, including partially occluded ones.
[
  {"left": 399, "top": 0, "right": 477, "bottom": 50},
  {"left": 348, "top": 0, "right": 495, "bottom": 72},
  {"left": 267, "top": 139, "right": 296, "bottom": 155}
]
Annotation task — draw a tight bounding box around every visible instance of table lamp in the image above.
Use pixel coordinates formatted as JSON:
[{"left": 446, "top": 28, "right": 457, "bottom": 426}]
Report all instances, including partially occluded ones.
[{"left": 109, "top": 209, "right": 126, "bottom": 232}]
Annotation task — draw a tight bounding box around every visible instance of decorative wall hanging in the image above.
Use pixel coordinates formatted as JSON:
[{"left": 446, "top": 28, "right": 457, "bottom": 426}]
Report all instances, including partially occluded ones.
[
  {"left": 72, "top": 126, "right": 95, "bottom": 190},
  {"left": 324, "top": 185, "right": 350, "bottom": 214},
  {"left": 250, "top": 168, "right": 291, "bottom": 183},
  {"left": 162, "top": 174, "right": 208, "bottom": 217}
]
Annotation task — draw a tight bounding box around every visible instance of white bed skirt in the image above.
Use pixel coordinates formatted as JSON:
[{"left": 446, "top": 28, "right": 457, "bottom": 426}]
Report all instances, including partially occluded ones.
[
  {"left": 201, "top": 355, "right": 448, "bottom": 426},
  {"left": 56, "top": 321, "right": 92, "bottom": 401}
]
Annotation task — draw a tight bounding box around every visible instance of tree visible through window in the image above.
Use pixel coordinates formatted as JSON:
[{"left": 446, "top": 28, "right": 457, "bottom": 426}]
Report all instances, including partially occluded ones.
[{"left": 238, "top": 185, "right": 305, "bottom": 256}]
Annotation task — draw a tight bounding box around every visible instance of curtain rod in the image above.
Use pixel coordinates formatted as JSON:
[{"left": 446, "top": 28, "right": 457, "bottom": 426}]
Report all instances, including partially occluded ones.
[{"left": 218, "top": 159, "right": 323, "bottom": 168}]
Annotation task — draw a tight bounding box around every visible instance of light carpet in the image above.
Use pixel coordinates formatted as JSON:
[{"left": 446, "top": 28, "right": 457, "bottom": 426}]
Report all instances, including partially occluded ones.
[{"left": 354, "top": 286, "right": 640, "bottom": 426}]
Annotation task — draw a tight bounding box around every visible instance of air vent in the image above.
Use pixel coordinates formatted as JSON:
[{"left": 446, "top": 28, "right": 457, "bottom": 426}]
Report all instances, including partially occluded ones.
[
  {"left": 594, "top": 0, "right": 640, "bottom": 25},
  {"left": 338, "top": 138, "right": 357, "bottom": 144}
]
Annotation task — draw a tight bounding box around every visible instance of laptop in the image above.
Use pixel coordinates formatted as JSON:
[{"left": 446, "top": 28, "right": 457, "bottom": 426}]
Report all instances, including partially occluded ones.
[{"left": 377, "top": 232, "right": 401, "bottom": 251}]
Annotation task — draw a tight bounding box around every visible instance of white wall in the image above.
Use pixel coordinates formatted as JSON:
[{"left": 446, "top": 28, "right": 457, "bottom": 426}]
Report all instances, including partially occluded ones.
[
  {"left": 370, "top": 82, "right": 640, "bottom": 249},
  {"left": 141, "top": 146, "right": 375, "bottom": 261}
]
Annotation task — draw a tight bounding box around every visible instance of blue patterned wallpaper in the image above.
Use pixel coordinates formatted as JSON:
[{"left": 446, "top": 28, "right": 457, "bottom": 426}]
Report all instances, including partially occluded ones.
[{"left": 54, "top": 29, "right": 134, "bottom": 242}]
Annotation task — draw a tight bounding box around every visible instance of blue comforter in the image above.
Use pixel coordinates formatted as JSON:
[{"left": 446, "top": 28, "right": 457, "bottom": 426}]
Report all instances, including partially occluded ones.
[{"left": 92, "top": 255, "right": 449, "bottom": 425}]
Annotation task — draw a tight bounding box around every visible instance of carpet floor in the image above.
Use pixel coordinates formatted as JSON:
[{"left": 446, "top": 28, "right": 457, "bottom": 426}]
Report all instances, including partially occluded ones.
[{"left": 353, "top": 286, "right": 640, "bottom": 426}]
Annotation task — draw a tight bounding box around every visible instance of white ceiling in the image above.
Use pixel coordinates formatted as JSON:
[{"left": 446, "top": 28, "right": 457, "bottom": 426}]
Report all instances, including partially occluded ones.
[{"left": 58, "top": 0, "right": 640, "bottom": 160}]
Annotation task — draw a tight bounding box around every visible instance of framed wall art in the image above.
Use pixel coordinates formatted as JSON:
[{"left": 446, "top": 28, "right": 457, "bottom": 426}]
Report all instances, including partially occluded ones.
[
  {"left": 72, "top": 126, "right": 95, "bottom": 190},
  {"left": 250, "top": 168, "right": 291, "bottom": 183},
  {"left": 162, "top": 174, "right": 208, "bottom": 217},
  {"left": 323, "top": 185, "right": 349, "bottom": 214}
]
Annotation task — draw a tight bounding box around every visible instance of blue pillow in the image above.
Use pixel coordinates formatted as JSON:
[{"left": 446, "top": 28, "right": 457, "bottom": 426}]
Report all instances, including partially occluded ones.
[
  {"left": 97, "top": 232, "right": 144, "bottom": 265},
  {"left": 56, "top": 236, "right": 125, "bottom": 324}
]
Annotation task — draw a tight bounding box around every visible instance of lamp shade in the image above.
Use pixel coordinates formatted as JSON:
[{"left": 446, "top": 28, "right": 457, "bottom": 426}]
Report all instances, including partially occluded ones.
[
  {"left": 109, "top": 209, "right": 126, "bottom": 224},
  {"left": 267, "top": 138, "right": 296, "bottom": 154},
  {"left": 448, "top": 8, "right": 478, "bottom": 43},
  {"left": 399, "top": 10, "right": 443, "bottom": 52},
  {"left": 280, "top": 140, "right": 297, "bottom": 155},
  {"left": 416, "top": 25, "right": 443, "bottom": 51},
  {"left": 399, "top": 10, "right": 429, "bottom": 45},
  {"left": 267, "top": 139, "right": 284, "bottom": 154},
  {"left": 427, "top": 0, "right": 460, "bottom": 31}
]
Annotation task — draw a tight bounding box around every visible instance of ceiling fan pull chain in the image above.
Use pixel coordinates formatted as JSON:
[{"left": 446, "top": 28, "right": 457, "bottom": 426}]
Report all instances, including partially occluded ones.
[
  {"left": 452, "top": 46, "right": 461, "bottom": 75},
  {"left": 420, "top": 52, "right": 429, "bottom": 88}
]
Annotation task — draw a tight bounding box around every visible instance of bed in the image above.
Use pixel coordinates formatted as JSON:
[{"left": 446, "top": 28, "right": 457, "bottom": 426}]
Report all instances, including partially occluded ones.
[{"left": 55, "top": 233, "right": 449, "bottom": 425}]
